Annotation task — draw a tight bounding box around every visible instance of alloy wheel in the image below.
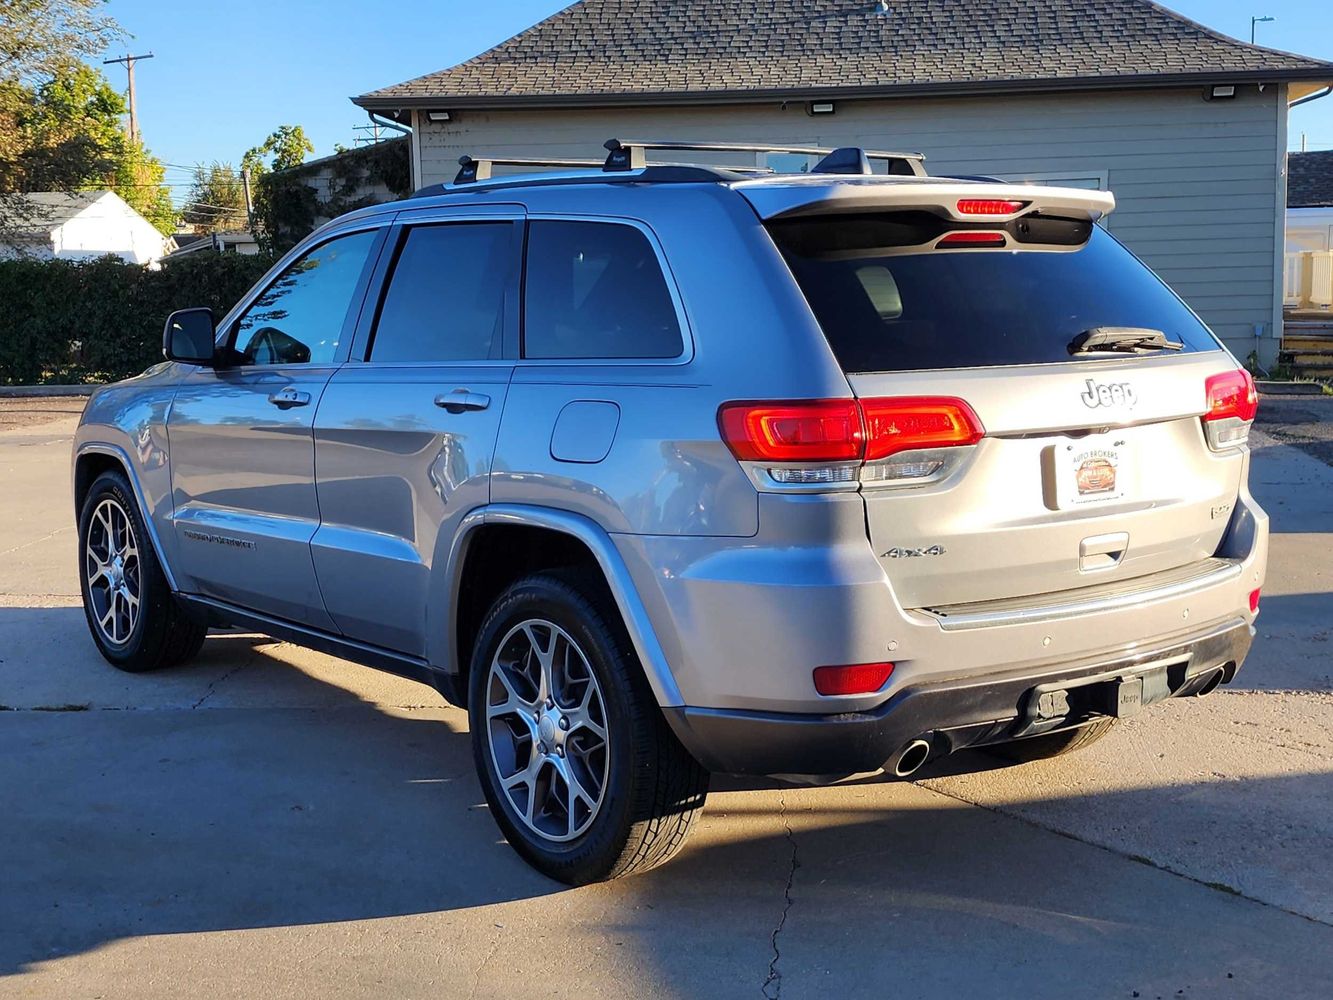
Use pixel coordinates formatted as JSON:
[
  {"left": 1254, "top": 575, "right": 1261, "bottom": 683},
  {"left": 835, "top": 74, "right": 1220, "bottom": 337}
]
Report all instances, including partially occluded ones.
[
  {"left": 485, "top": 619, "right": 610, "bottom": 842},
  {"left": 85, "top": 498, "right": 141, "bottom": 646}
]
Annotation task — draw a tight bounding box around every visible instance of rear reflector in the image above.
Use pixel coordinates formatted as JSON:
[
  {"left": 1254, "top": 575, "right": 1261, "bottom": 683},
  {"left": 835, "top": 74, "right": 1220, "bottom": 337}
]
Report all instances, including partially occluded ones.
[
  {"left": 813, "top": 662, "right": 894, "bottom": 696},
  {"left": 936, "top": 231, "right": 1007, "bottom": 248},
  {"left": 719, "top": 397, "right": 985, "bottom": 466},
  {"left": 956, "top": 198, "right": 1026, "bottom": 216},
  {"left": 1203, "top": 369, "right": 1258, "bottom": 451},
  {"left": 1249, "top": 588, "right": 1261, "bottom": 614}
]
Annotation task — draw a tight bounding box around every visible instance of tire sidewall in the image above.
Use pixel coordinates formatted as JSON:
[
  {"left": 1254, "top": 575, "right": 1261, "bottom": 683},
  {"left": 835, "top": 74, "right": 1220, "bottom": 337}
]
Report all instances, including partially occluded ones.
[
  {"left": 78, "top": 472, "right": 166, "bottom": 667},
  {"left": 468, "top": 576, "right": 642, "bottom": 881}
]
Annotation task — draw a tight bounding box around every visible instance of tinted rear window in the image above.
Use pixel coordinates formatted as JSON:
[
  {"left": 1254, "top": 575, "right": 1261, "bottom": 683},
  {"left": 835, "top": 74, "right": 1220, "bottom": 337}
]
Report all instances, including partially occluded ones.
[{"left": 768, "top": 220, "right": 1219, "bottom": 372}]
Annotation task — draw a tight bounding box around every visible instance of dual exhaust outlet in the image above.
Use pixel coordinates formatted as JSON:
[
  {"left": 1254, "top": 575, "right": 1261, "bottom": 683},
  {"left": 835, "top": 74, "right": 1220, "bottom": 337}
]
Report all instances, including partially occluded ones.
[{"left": 884, "top": 666, "right": 1228, "bottom": 779}]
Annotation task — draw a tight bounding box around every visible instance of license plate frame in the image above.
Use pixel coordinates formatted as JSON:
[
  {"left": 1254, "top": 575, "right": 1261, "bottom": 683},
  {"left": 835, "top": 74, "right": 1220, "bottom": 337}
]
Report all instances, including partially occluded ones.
[{"left": 1054, "top": 432, "right": 1132, "bottom": 508}]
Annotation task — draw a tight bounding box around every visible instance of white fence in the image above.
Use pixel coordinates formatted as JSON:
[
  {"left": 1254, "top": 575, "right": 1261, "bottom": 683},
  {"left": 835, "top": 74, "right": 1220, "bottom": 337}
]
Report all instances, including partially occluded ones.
[{"left": 1285, "top": 251, "right": 1333, "bottom": 310}]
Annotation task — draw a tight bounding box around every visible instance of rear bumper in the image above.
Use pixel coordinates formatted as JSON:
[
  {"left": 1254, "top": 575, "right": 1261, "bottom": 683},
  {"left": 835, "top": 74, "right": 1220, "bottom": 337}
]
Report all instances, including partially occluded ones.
[{"left": 665, "top": 617, "right": 1252, "bottom": 776}]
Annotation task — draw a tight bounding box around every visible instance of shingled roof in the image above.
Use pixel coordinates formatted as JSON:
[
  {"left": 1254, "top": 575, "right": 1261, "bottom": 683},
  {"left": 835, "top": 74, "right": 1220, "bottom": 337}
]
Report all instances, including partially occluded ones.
[
  {"left": 355, "top": 0, "right": 1333, "bottom": 110},
  {"left": 1289, "top": 150, "right": 1333, "bottom": 208}
]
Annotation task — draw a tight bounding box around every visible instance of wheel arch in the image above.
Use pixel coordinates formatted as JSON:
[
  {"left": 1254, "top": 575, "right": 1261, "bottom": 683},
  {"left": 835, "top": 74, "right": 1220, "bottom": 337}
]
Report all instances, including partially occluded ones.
[
  {"left": 438, "top": 505, "right": 684, "bottom": 710},
  {"left": 72, "top": 444, "right": 180, "bottom": 593}
]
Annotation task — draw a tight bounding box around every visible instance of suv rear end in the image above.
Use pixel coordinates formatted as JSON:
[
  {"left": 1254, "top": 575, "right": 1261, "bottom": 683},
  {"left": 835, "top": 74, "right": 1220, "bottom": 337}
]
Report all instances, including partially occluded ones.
[{"left": 645, "top": 174, "right": 1267, "bottom": 779}]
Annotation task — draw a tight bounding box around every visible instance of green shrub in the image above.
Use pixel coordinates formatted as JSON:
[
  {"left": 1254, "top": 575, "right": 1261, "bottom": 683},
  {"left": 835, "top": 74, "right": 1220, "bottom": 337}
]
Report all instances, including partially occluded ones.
[{"left": 0, "top": 252, "right": 275, "bottom": 385}]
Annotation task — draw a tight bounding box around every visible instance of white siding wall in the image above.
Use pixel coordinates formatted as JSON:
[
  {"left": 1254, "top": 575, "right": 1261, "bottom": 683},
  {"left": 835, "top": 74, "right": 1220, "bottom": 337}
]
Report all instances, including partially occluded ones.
[{"left": 417, "top": 86, "right": 1287, "bottom": 362}]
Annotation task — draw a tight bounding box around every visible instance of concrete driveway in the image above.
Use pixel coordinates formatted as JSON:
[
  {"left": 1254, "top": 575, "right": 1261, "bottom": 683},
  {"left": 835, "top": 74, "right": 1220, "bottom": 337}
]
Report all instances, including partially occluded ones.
[{"left": 2, "top": 397, "right": 1331, "bottom": 999}]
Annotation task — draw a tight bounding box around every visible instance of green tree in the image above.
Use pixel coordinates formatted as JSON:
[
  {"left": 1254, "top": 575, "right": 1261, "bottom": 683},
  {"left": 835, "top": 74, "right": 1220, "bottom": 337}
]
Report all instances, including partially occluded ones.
[
  {"left": 182, "top": 162, "right": 249, "bottom": 234},
  {"left": 0, "top": 0, "right": 122, "bottom": 83},
  {"left": 242, "top": 124, "right": 315, "bottom": 175},
  {"left": 0, "top": 64, "right": 176, "bottom": 235}
]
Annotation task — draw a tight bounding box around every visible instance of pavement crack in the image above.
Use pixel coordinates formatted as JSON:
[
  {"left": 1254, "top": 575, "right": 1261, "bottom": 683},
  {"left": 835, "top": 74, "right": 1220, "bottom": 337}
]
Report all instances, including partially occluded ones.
[
  {"left": 0, "top": 524, "right": 72, "bottom": 557},
  {"left": 466, "top": 929, "right": 504, "bottom": 999},
  {"left": 761, "top": 794, "right": 799, "bottom": 1000},
  {"left": 191, "top": 654, "right": 256, "bottom": 710}
]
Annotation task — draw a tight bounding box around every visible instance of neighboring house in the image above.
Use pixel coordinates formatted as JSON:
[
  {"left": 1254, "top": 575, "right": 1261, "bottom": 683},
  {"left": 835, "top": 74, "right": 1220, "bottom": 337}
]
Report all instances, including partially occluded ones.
[
  {"left": 354, "top": 0, "right": 1333, "bottom": 366},
  {"left": 162, "top": 230, "right": 260, "bottom": 261},
  {"left": 1287, "top": 150, "right": 1333, "bottom": 252},
  {"left": 0, "top": 191, "right": 174, "bottom": 265},
  {"left": 261, "top": 137, "right": 412, "bottom": 247},
  {"left": 1285, "top": 150, "right": 1333, "bottom": 311}
]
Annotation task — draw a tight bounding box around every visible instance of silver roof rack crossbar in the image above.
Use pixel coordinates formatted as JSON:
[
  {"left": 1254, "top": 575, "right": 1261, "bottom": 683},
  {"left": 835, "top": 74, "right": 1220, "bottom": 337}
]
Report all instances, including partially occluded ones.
[
  {"left": 455, "top": 154, "right": 606, "bottom": 184},
  {"left": 603, "top": 139, "right": 926, "bottom": 176}
]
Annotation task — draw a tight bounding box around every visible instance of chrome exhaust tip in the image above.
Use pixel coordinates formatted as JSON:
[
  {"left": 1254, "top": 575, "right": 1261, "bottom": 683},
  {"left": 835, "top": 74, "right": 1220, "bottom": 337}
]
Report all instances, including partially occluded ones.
[
  {"left": 1194, "top": 667, "right": 1225, "bottom": 698},
  {"left": 891, "top": 738, "right": 933, "bottom": 778}
]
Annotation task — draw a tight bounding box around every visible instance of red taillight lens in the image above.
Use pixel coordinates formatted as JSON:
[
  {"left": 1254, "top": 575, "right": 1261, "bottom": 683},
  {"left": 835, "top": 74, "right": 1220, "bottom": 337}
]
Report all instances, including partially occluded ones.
[
  {"left": 719, "top": 397, "right": 986, "bottom": 466},
  {"left": 1249, "top": 588, "right": 1261, "bottom": 614},
  {"left": 1204, "top": 369, "right": 1259, "bottom": 423},
  {"left": 718, "top": 399, "right": 864, "bottom": 463},
  {"left": 936, "top": 231, "right": 1007, "bottom": 248},
  {"left": 861, "top": 397, "right": 985, "bottom": 461},
  {"left": 956, "top": 198, "right": 1026, "bottom": 216},
  {"left": 813, "top": 662, "right": 894, "bottom": 696}
]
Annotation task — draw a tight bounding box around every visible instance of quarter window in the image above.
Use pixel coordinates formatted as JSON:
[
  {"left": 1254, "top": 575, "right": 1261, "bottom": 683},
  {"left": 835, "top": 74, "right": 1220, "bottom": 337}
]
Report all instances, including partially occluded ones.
[
  {"left": 523, "top": 221, "right": 683, "bottom": 360},
  {"left": 370, "top": 223, "right": 515, "bottom": 363},
  {"left": 230, "top": 230, "right": 378, "bottom": 367}
]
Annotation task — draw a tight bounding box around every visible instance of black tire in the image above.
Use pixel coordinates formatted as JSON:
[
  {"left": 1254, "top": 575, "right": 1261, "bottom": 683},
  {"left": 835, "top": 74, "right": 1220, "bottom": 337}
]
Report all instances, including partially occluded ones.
[
  {"left": 468, "top": 571, "right": 709, "bottom": 885},
  {"left": 987, "top": 717, "right": 1116, "bottom": 763},
  {"left": 78, "top": 470, "right": 207, "bottom": 672}
]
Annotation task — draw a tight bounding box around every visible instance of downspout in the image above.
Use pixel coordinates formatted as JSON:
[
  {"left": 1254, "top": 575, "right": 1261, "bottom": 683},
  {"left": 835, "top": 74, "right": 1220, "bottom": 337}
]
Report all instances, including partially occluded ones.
[{"left": 367, "top": 111, "right": 411, "bottom": 136}]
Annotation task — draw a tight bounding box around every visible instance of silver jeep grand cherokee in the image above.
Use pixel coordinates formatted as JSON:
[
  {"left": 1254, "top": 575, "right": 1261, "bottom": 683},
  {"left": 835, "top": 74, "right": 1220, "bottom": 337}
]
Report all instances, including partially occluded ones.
[{"left": 73, "top": 139, "right": 1267, "bottom": 884}]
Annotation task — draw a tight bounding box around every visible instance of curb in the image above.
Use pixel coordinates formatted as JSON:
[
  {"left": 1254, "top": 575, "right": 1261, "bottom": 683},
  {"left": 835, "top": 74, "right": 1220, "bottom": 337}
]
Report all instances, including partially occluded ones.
[
  {"left": 0, "top": 385, "right": 98, "bottom": 398},
  {"left": 1257, "top": 381, "right": 1327, "bottom": 397}
]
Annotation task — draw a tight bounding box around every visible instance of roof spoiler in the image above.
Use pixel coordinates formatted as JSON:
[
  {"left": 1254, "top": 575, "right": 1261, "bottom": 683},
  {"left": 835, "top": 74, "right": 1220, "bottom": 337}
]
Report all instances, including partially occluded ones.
[{"left": 737, "top": 180, "right": 1116, "bottom": 223}]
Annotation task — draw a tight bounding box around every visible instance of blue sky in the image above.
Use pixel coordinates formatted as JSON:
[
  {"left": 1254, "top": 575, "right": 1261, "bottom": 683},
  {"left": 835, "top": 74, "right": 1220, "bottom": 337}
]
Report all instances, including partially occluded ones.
[{"left": 101, "top": 0, "right": 1333, "bottom": 196}]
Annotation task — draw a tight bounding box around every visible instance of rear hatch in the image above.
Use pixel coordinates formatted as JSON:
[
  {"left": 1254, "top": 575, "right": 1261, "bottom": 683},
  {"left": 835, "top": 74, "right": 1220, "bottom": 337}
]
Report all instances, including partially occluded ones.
[{"left": 747, "top": 180, "right": 1255, "bottom": 610}]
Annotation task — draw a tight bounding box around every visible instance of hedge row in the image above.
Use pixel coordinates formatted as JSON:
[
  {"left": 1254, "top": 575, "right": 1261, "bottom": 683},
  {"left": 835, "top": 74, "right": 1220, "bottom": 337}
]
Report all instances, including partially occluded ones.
[{"left": 0, "top": 253, "right": 275, "bottom": 385}]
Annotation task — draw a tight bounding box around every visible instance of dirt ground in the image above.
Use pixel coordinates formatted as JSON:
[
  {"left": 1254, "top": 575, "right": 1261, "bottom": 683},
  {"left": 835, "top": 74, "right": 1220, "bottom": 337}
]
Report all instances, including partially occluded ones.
[
  {"left": 1256, "top": 394, "right": 1333, "bottom": 467},
  {"left": 0, "top": 396, "right": 88, "bottom": 431}
]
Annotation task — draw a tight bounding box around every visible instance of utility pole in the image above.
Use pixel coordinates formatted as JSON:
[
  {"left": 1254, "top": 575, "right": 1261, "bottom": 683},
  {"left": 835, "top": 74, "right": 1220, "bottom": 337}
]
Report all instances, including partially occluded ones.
[
  {"left": 241, "top": 168, "right": 255, "bottom": 231},
  {"left": 103, "top": 52, "right": 155, "bottom": 144}
]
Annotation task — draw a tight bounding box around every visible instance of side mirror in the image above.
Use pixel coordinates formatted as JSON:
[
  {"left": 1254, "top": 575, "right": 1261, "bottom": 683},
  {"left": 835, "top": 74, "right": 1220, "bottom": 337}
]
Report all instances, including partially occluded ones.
[{"left": 163, "top": 308, "right": 217, "bottom": 366}]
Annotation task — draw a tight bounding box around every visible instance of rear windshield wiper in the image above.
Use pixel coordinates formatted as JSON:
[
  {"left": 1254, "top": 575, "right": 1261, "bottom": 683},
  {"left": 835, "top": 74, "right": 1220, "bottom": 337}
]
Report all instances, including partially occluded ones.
[{"left": 1068, "top": 327, "right": 1184, "bottom": 355}]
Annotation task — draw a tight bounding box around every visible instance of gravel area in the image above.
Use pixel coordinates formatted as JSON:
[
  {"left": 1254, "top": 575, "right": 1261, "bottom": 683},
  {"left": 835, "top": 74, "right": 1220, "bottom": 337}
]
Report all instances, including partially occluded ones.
[
  {"left": 0, "top": 397, "right": 89, "bottom": 431},
  {"left": 1257, "top": 394, "right": 1333, "bottom": 467}
]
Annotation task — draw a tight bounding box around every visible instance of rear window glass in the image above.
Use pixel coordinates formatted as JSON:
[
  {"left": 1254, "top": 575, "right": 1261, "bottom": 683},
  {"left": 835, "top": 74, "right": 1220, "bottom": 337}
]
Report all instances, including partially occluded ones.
[
  {"left": 523, "top": 220, "right": 683, "bottom": 360},
  {"left": 768, "top": 220, "right": 1219, "bottom": 372}
]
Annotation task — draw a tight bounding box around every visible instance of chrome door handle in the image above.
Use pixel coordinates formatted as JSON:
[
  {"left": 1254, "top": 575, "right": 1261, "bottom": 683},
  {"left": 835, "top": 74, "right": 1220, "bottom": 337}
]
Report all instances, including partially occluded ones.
[
  {"left": 434, "top": 390, "right": 491, "bottom": 414},
  {"left": 268, "top": 387, "right": 312, "bottom": 409}
]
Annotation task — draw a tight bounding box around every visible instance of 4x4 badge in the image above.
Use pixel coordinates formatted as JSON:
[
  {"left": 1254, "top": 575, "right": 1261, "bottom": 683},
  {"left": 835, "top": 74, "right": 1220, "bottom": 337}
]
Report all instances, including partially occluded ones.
[
  {"left": 883, "top": 545, "right": 947, "bottom": 559},
  {"left": 1080, "top": 379, "right": 1137, "bottom": 409}
]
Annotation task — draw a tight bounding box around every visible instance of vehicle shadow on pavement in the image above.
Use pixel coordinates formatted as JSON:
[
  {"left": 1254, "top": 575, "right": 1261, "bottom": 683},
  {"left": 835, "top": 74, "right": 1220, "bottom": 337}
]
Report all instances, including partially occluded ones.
[{"left": 2, "top": 607, "right": 1332, "bottom": 995}]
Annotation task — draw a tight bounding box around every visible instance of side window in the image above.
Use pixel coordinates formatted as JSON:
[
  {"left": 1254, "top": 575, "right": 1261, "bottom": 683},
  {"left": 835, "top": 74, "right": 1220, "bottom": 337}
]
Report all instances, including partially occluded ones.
[
  {"left": 523, "top": 220, "right": 683, "bottom": 360},
  {"left": 369, "top": 222, "right": 514, "bottom": 363},
  {"left": 231, "top": 230, "right": 378, "bottom": 367}
]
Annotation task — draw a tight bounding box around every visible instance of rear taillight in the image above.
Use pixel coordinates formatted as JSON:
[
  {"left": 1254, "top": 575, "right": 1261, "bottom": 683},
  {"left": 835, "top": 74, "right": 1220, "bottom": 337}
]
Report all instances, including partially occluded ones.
[
  {"left": 1203, "top": 369, "right": 1258, "bottom": 451},
  {"left": 1249, "top": 588, "right": 1261, "bottom": 614},
  {"left": 718, "top": 397, "right": 984, "bottom": 488},
  {"left": 813, "top": 662, "right": 894, "bottom": 696}
]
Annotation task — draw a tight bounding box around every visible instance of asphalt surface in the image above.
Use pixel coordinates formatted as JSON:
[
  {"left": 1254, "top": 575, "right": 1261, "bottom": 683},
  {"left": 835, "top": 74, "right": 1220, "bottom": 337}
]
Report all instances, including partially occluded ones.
[{"left": 1, "top": 399, "right": 1331, "bottom": 999}]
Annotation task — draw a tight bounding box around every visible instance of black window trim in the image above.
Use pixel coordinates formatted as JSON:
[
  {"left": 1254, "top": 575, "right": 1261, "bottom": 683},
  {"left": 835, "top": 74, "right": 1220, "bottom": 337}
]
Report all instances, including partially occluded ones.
[
  {"left": 352, "top": 216, "right": 524, "bottom": 367},
  {"left": 517, "top": 213, "right": 695, "bottom": 367},
  {"left": 215, "top": 222, "right": 392, "bottom": 371}
]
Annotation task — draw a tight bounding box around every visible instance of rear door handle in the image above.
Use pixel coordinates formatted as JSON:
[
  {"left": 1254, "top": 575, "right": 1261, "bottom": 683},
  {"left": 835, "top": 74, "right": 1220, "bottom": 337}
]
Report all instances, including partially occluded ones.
[
  {"left": 434, "top": 389, "right": 491, "bottom": 414},
  {"left": 268, "top": 387, "right": 312, "bottom": 409}
]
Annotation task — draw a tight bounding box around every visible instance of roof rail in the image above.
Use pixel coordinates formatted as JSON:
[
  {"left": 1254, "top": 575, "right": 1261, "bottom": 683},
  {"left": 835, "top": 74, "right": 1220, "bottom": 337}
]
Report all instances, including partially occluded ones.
[
  {"left": 454, "top": 154, "right": 605, "bottom": 184},
  {"left": 603, "top": 139, "right": 927, "bottom": 176}
]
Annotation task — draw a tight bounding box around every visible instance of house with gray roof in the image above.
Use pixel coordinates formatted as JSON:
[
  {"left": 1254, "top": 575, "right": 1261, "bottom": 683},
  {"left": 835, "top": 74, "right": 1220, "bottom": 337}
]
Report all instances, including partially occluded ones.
[{"left": 354, "top": 0, "right": 1333, "bottom": 364}]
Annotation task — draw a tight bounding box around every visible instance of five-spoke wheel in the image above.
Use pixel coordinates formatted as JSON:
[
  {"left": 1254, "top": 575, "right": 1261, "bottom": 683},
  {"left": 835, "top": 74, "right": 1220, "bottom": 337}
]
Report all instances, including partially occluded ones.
[
  {"left": 84, "top": 497, "right": 141, "bottom": 646},
  {"left": 485, "top": 620, "right": 610, "bottom": 842}
]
